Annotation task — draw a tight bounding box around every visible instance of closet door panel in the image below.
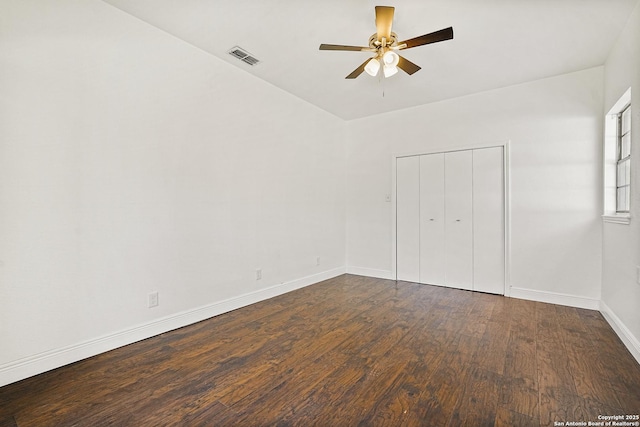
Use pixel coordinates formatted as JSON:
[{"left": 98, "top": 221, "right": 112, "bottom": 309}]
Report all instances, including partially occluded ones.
[
  {"left": 473, "top": 147, "right": 505, "bottom": 294},
  {"left": 396, "top": 156, "right": 420, "bottom": 282},
  {"left": 444, "top": 150, "right": 473, "bottom": 290},
  {"left": 419, "top": 153, "right": 446, "bottom": 285}
]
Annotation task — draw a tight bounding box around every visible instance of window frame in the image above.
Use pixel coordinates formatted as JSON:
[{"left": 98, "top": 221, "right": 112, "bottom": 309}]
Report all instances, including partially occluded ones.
[
  {"left": 615, "top": 104, "right": 631, "bottom": 214},
  {"left": 603, "top": 87, "right": 631, "bottom": 224}
]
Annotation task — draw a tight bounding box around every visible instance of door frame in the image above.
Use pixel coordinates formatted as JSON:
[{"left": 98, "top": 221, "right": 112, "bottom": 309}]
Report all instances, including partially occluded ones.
[{"left": 391, "top": 140, "right": 511, "bottom": 296}]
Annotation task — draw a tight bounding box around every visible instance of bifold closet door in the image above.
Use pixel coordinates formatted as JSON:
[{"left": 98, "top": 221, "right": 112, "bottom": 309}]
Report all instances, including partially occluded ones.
[
  {"left": 397, "top": 147, "right": 504, "bottom": 294},
  {"left": 473, "top": 147, "right": 505, "bottom": 294},
  {"left": 444, "top": 150, "right": 473, "bottom": 290},
  {"left": 419, "top": 153, "right": 445, "bottom": 285},
  {"left": 396, "top": 156, "right": 420, "bottom": 282}
]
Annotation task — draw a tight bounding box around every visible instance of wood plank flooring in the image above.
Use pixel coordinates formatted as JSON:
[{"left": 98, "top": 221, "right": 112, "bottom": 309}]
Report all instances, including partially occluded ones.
[{"left": 1, "top": 274, "right": 639, "bottom": 426}]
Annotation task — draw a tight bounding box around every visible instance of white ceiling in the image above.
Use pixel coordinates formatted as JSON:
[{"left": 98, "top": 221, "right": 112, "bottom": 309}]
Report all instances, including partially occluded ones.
[{"left": 101, "top": 0, "right": 638, "bottom": 120}]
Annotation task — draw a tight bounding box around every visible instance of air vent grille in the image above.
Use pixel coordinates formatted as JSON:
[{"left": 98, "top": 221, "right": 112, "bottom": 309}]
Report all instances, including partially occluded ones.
[{"left": 228, "top": 46, "right": 260, "bottom": 66}]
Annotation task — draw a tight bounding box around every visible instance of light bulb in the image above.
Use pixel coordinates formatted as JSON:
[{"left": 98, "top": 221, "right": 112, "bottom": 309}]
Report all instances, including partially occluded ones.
[{"left": 364, "top": 58, "right": 381, "bottom": 76}]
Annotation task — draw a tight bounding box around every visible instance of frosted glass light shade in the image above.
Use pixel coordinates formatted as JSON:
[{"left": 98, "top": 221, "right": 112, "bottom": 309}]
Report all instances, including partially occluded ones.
[
  {"left": 383, "top": 64, "right": 398, "bottom": 77},
  {"left": 364, "top": 58, "right": 381, "bottom": 76},
  {"left": 382, "top": 51, "right": 399, "bottom": 67},
  {"left": 381, "top": 51, "right": 399, "bottom": 78}
]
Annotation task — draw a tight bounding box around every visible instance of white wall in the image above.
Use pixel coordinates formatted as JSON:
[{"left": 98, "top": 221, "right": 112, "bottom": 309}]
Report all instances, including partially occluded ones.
[
  {"left": 346, "top": 67, "right": 604, "bottom": 306},
  {"left": 601, "top": 1, "right": 640, "bottom": 362},
  {"left": 0, "top": 0, "right": 346, "bottom": 385}
]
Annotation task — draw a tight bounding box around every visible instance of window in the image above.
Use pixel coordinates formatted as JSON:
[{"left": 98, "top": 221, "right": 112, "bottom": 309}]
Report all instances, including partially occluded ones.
[
  {"left": 603, "top": 88, "right": 631, "bottom": 224},
  {"left": 616, "top": 104, "right": 631, "bottom": 213}
]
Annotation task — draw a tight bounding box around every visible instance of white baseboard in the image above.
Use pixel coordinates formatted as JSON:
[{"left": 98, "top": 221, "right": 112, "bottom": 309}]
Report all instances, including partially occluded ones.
[
  {"left": 509, "top": 286, "right": 600, "bottom": 310},
  {"left": 0, "top": 266, "right": 346, "bottom": 388},
  {"left": 346, "top": 266, "right": 393, "bottom": 280},
  {"left": 600, "top": 300, "right": 640, "bottom": 365}
]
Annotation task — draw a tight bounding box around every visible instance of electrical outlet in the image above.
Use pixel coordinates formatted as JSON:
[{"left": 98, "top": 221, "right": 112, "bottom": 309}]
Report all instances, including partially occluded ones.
[
  {"left": 316, "top": 256, "right": 321, "bottom": 266},
  {"left": 148, "top": 291, "right": 159, "bottom": 308},
  {"left": 256, "top": 269, "right": 262, "bottom": 280}
]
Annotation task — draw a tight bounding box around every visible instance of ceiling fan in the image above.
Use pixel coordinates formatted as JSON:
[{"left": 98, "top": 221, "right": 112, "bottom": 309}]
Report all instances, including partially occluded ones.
[{"left": 319, "top": 6, "right": 453, "bottom": 79}]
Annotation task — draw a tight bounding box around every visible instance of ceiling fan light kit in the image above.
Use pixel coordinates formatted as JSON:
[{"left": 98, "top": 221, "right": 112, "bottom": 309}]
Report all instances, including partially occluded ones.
[{"left": 319, "top": 6, "right": 453, "bottom": 79}]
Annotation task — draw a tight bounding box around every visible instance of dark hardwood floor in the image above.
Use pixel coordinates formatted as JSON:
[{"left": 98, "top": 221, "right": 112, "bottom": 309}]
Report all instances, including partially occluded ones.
[{"left": 1, "top": 274, "right": 639, "bottom": 426}]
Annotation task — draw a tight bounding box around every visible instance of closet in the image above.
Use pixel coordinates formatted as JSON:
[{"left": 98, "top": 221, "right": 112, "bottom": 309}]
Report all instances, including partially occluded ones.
[{"left": 396, "top": 146, "right": 505, "bottom": 294}]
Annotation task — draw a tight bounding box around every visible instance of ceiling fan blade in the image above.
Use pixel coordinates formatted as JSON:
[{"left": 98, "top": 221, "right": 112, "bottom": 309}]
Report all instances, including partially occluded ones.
[
  {"left": 399, "top": 27, "right": 454, "bottom": 50},
  {"left": 397, "top": 55, "right": 421, "bottom": 75},
  {"left": 345, "top": 58, "right": 372, "bottom": 79},
  {"left": 319, "top": 44, "right": 371, "bottom": 52},
  {"left": 375, "top": 6, "right": 394, "bottom": 41}
]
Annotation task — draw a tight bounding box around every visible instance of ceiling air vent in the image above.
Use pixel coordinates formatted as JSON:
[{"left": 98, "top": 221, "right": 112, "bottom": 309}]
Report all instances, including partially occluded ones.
[{"left": 228, "top": 46, "right": 260, "bottom": 66}]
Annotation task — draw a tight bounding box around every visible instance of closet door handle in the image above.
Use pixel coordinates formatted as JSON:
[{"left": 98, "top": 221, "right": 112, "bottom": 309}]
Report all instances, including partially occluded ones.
[
  {"left": 429, "top": 218, "right": 435, "bottom": 221},
  {"left": 455, "top": 219, "right": 461, "bottom": 222}
]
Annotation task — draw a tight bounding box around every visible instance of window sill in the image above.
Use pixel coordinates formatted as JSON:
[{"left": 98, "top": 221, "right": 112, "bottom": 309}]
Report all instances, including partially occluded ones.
[{"left": 602, "top": 214, "right": 631, "bottom": 225}]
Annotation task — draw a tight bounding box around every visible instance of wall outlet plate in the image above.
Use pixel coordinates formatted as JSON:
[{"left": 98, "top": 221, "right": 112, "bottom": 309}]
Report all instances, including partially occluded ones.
[{"left": 148, "top": 291, "right": 159, "bottom": 308}]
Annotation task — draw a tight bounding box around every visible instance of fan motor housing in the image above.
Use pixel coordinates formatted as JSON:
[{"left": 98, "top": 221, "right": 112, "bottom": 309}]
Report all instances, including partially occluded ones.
[{"left": 369, "top": 32, "right": 398, "bottom": 49}]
